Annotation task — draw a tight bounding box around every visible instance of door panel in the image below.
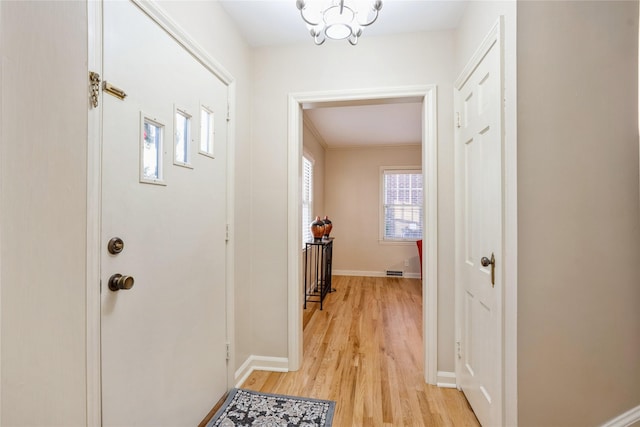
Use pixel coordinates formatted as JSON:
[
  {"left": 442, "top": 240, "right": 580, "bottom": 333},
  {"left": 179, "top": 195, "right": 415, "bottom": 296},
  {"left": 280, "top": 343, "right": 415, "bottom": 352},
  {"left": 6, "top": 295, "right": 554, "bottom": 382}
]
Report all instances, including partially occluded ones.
[
  {"left": 101, "top": 2, "right": 228, "bottom": 425},
  {"left": 456, "top": 38, "right": 503, "bottom": 426}
]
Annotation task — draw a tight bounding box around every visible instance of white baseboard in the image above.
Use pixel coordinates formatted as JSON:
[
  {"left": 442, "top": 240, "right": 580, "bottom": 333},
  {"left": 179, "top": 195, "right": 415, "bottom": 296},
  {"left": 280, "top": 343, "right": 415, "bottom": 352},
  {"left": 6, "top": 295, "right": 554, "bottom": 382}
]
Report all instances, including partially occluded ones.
[
  {"left": 436, "top": 371, "right": 457, "bottom": 389},
  {"left": 333, "top": 270, "right": 421, "bottom": 279},
  {"left": 600, "top": 404, "right": 640, "bottom": 427},
  {"left": 234, "top": 355, "right": 289, "bottom": 388},
  {"left": 333, "top": 270, "right": 386, "bottom": 277}
]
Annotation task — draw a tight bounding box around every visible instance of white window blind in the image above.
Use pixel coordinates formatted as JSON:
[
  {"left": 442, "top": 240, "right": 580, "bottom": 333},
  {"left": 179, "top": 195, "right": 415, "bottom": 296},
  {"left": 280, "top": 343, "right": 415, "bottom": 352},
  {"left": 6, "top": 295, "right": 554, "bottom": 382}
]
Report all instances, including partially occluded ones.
[
  {"left": 302, "top": 155, "right": 314, "bottom": 247},
  {"left": 382, "top": 169, "right": 423, "bottom": 241}
]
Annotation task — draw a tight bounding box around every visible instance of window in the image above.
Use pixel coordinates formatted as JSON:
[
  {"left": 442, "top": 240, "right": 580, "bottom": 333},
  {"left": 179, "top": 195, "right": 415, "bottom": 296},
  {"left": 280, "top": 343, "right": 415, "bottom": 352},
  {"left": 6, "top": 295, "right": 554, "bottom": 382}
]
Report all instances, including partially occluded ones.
[
  {"left": 302, "top": 155, "right": 314, "bottom": 247},
  {"left": 381, "top": 167, "right": 423, "bottom": 241},
  {"left": 140, "top": 113, "right": 165, "bottom": 185},
  {"left": 174, "top": 106, "right": 192, "bottom": 167},
  {"left": 200, "top": 105, "right": 215, "bottom": 157}
]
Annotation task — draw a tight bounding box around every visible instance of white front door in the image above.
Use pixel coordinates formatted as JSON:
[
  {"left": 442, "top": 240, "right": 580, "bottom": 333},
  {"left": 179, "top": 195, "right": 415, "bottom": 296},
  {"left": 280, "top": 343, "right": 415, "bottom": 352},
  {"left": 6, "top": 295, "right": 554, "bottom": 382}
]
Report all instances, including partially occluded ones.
[
  {"left": 100, "top": 2, "right": 229, "bottom": 425},
  {"left": 455, "top": 26, "right": 504, "bottom": 427}
]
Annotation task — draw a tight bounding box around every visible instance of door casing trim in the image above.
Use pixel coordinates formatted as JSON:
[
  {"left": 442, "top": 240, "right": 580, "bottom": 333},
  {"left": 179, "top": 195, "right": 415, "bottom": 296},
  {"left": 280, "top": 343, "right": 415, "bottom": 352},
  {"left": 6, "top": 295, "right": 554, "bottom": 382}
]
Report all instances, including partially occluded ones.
[
  {"left": 86, "top": 1, "right": 103, "bottom": 424},
  {"left": 86, "top": 1, "right": 237, "bottom": 424},
  {"left": 287, "top": 85, "right": 439, "bottom": 384}
]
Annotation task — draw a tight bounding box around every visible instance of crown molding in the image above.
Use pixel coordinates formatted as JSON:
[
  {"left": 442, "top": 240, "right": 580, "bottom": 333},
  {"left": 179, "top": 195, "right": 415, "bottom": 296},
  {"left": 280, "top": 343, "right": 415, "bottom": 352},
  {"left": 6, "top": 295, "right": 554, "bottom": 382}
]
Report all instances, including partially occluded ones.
[{"left": 302, "top": 114, "right": 329, "bottom": 149}]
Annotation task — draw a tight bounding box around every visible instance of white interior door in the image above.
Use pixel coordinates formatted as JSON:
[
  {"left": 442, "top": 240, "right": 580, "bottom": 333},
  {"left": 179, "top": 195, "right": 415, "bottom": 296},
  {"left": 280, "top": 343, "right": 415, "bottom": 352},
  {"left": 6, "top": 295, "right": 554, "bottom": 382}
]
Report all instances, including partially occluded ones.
[
  {"left": 455, "top": 33, "right": 503, "bottom": 426},
  {"left": 101, "top": 2, "right": 229, "bottom": 425}
]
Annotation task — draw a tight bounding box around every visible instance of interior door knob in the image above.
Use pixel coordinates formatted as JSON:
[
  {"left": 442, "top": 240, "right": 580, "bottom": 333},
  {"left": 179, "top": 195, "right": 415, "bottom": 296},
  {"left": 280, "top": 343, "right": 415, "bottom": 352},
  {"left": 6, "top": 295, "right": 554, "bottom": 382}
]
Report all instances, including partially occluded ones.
[
  {"left": 108, "top": 274, "right": 135, "bottom": 291},
  {"left": 480, "top": 253, "right": 496, "bottom": 287}
]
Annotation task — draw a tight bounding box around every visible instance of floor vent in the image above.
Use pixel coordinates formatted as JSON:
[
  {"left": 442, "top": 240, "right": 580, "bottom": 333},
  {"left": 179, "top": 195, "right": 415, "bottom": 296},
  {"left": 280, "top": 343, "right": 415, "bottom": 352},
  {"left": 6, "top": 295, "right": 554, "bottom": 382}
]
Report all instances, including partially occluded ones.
[{"left": 386, "top": 270, "right": 404, "bottom": 277}]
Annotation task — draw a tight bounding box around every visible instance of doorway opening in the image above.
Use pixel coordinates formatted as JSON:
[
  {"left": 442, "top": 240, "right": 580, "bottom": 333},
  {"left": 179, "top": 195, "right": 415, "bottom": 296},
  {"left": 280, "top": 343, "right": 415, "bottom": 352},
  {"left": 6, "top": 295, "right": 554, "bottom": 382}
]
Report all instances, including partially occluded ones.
[{"left": 286, "top": 86, "right": 438, "bottom": 383}]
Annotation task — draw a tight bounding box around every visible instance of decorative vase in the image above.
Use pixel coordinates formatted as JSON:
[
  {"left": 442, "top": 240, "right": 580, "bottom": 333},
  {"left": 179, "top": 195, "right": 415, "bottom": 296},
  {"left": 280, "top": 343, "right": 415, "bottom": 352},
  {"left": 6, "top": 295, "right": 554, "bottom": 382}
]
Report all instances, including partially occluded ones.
[
  {"left": 322, "top": 216, "right": 333, "bottom": 238},
  {"left": 310, "top": 216, "right": 325, "bottom": 241}
]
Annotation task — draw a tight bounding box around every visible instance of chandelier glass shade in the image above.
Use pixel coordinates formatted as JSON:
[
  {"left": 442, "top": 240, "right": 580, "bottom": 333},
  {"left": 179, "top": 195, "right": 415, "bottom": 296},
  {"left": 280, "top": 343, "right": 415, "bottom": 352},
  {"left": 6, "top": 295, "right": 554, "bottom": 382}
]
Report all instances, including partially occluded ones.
[{"left": 296, "top": 0, "right": 383, "bottom": 45}]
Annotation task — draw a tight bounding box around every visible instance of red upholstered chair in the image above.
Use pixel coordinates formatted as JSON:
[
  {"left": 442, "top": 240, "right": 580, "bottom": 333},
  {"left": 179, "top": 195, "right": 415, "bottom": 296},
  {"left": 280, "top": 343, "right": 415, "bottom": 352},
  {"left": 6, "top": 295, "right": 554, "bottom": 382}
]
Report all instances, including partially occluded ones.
[{"left": 416, "top": 239, "right": 423, "bottom": 279}]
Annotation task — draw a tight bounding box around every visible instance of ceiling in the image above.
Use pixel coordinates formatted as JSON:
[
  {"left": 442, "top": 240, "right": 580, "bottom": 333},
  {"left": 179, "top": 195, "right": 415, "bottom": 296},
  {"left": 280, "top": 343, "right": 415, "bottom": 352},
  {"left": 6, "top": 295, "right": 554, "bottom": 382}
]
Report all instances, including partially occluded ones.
[
  {"left": 218, "top": 1, "right": 467, "bottom": 48},
  {"left": 218, "top": 0, "right": 468, "bottom": 148},
  {"left": 304, "top": 102, "right": 423, "bottom": 148}
]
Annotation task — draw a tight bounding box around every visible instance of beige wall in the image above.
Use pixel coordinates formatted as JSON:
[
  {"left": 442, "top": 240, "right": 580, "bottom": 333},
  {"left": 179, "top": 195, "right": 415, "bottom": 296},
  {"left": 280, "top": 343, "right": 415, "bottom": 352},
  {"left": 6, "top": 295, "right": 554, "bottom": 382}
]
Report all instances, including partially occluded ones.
[
  {"left": 302, "top": 118, "right": 326, "bottom": 220},
  {"left": 517, "top": 1, "right": 640, "bottom": 425},
  {"left": 251, "top": 30, "right": 457, "bottom": 370},
  {"left": 325, "top": 146, "right": 422, "bottom": 275},
  {"left": 1, "top": 2, "right": 88, "bottom": 424}
]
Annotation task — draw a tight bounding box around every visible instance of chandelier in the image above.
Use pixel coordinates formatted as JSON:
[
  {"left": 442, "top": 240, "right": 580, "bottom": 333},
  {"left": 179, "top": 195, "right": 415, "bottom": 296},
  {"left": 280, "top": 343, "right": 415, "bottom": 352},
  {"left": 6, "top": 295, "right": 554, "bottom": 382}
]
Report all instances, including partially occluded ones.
[{"left": 296, "top": 0, "right": 383, "bottom": 45}]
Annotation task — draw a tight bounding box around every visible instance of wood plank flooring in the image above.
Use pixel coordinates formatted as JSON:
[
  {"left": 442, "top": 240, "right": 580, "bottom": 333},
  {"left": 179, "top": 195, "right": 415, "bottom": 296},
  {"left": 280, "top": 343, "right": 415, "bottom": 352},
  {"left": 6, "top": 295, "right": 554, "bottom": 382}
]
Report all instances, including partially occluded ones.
[{"left": 240, "top": 275, "right": 480, "bottom": 426}]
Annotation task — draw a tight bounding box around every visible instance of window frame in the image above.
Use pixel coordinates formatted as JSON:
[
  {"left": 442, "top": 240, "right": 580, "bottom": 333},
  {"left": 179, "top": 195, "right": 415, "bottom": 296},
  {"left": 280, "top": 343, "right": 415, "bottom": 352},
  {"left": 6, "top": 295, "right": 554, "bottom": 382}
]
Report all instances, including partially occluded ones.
[
  {"left": 379, "top": 166, "right": 423, "bottom": 244},
  {"left": 199, "top": 104, "right": 215, "bottom": 159},
  {"left": 139, "top": 112, "right": 167, "bottom": 186},
  {"left": 173, "top": 105, "right": 194, "bottom": 169}
]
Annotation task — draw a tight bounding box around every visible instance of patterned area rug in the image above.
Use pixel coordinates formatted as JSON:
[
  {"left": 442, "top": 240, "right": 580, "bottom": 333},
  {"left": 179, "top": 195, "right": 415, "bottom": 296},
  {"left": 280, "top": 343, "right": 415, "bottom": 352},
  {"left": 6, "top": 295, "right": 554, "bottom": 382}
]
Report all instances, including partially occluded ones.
[{"left": 206, "top": 388, "right": 335, "bottom": 427}]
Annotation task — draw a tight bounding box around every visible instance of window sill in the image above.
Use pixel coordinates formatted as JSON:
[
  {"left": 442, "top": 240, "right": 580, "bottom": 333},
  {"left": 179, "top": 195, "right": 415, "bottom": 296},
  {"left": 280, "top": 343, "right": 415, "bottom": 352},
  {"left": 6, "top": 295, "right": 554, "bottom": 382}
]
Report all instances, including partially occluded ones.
[{"left": 378, "top": 239, "right": 420, "bottom": 246}]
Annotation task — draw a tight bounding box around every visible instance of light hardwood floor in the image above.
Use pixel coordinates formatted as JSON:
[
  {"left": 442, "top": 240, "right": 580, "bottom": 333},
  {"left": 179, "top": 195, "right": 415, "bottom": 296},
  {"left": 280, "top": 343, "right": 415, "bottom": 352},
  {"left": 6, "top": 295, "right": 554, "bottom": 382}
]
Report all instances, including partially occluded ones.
[{"left": 239, "top": 276, "right": 480, "bottom": 426}]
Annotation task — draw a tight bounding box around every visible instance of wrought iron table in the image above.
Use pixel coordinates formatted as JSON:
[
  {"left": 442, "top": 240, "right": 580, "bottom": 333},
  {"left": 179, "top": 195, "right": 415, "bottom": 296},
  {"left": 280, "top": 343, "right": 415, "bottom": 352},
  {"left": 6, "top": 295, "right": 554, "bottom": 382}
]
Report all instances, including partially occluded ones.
[{"left": 304, "top": 238, "right": 334, "bottom": 310}]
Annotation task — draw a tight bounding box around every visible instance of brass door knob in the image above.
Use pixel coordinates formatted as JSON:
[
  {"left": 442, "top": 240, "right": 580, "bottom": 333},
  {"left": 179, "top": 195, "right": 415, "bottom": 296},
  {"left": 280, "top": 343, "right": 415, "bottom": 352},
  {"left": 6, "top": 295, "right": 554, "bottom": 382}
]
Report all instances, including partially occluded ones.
[{"left": 108, "top": 274, "right": 135, "bottom": 291}]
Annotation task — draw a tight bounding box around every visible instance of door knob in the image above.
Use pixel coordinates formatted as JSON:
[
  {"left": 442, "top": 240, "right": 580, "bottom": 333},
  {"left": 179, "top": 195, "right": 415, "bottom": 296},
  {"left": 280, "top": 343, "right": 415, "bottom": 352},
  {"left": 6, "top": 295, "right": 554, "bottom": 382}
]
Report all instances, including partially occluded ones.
[
  {"left": 108, "top": 274, "right": 135, "bottom": 291},
  {"left": 480, "top": 253, "right": 495, "bottom": 287}
]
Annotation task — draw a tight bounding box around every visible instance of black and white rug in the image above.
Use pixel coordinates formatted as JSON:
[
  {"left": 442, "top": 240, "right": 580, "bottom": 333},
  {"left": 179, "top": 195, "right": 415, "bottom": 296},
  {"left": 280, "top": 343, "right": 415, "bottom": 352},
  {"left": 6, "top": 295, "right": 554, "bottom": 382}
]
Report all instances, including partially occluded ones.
[{"left": 206, "top": 388, "right": 335, "bottom": 427}]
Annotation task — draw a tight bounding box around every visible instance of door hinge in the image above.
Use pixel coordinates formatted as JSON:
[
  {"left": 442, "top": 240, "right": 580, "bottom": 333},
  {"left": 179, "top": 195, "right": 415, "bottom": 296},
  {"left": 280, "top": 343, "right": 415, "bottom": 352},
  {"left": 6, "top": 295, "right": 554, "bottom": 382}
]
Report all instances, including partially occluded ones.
[
  {"left": 456, "top": 339, "right": 462, "bottom": 359},
  {"left": 89, "top": 71, "right": 101, "bottom": 108},
  {"left": 225, "top": 224, "right": 230, "bottom": 242},
  {"left": 226, "top": 103, "right": 231, "bottom": 122},
  {"left": 455, "top": 112, "right": 461, "bottom": 129},
  {"left": 226, "top": 343, "right": 230, "bottom": 361}
]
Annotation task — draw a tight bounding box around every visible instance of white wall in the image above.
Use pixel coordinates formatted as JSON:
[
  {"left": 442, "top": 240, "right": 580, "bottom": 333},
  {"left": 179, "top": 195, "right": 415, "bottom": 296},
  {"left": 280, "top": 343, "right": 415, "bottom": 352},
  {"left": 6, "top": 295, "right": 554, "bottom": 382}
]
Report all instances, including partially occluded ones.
[
  {"left": 251, "top": 31, "right": 458, "bottom": 371},
  {"left": 325, "top": 145, "right": 422, "bottom": 276},
  {"left": 1, "top": 2, "right": 88, "bottom": 424},
  {"left": 517, "top": 2, "right": 640, "bottom": 425}
]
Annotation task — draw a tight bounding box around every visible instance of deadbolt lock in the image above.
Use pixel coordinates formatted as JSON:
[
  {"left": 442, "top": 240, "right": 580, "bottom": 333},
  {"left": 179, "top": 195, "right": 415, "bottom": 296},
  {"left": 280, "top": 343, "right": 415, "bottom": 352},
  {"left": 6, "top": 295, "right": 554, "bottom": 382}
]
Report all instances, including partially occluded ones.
[{"left": 108, "top": 237, "right": 125, "bottom": 254}]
